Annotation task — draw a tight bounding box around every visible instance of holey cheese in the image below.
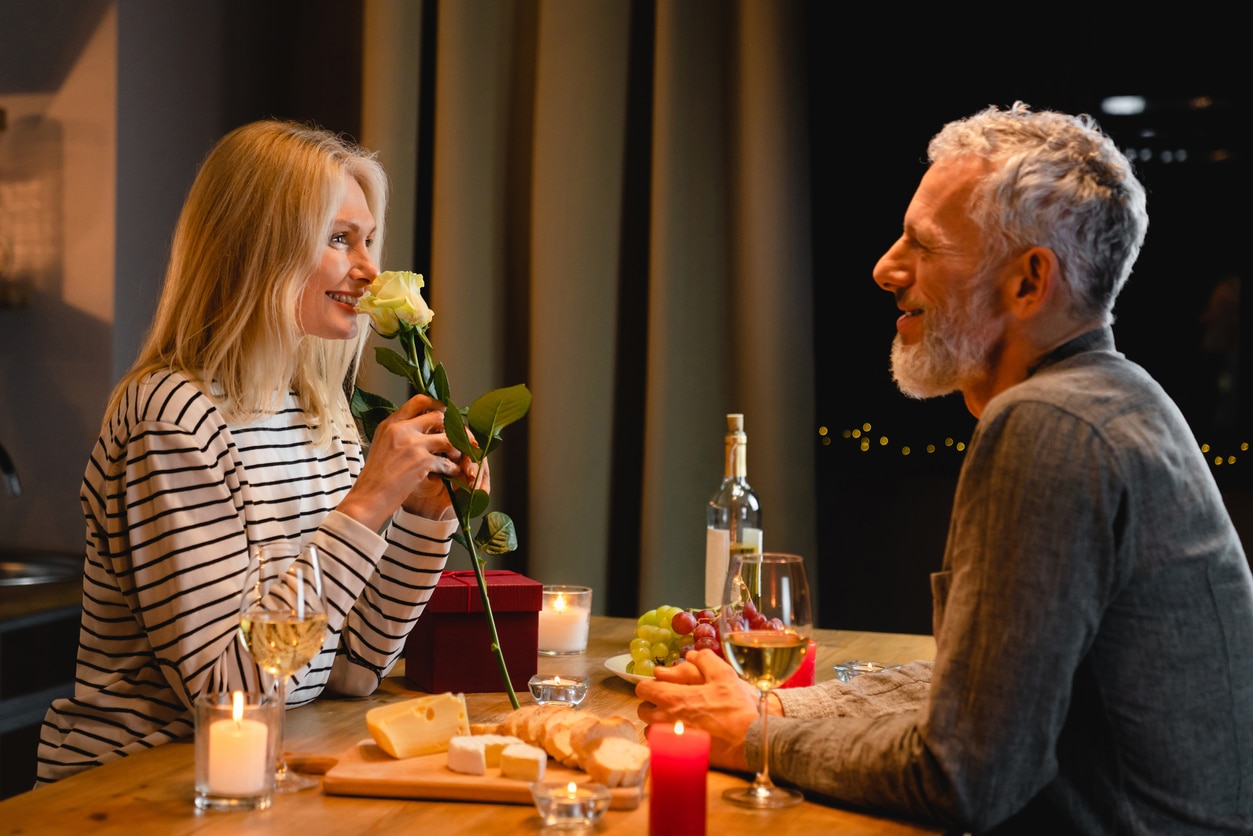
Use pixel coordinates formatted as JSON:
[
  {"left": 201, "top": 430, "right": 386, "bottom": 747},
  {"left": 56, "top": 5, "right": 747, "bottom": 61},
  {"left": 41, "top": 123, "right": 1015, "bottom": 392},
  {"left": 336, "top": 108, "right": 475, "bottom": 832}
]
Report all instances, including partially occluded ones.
[{"left": 367, "top": 693, "right": 470, "bottom": 759}]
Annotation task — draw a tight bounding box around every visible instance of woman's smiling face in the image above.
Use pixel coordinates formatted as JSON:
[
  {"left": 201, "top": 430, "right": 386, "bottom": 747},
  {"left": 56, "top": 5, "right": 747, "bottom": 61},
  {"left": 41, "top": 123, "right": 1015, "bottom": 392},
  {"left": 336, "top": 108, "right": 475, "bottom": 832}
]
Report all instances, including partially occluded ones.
[{"left": 297, "top": 173, "right": 379, "bottom": 340}]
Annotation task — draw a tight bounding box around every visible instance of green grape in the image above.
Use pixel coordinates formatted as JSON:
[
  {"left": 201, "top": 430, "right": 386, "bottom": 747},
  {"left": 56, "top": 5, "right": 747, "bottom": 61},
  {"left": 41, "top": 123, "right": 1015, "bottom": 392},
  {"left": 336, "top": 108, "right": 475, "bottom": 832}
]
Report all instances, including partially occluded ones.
[
  {"left": 650, "top": 642, "right": 670, "bottom": 662},
  {"left": 636, "top": 659, "right": 656, "bottom": 676},
  {"left": 626, "top": 660, "right": 636, "bottom": 674},
  {"left": 629, "top": 637, "right": 650, "bottom": 656},
  {"left": 638, "top": 609, "right": 659, "bottom": 627},
  {"left": 636, "top": 625, "right": 656, "bottom": 645},
  {"left": 654, "top": 627, "right": 675, "bottom": 647}
]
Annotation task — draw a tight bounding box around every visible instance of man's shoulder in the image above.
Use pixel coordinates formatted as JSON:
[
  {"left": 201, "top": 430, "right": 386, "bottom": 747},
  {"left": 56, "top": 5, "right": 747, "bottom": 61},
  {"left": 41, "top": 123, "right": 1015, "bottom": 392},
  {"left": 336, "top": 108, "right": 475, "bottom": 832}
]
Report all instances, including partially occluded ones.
[{"left": 987, "top": 347, "right": 1163, "bottom": 428}]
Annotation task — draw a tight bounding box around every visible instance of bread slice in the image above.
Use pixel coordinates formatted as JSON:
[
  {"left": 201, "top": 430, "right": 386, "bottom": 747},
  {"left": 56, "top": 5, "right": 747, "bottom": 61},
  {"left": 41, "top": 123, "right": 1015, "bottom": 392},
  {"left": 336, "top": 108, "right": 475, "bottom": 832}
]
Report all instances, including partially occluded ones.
[
  {"left": 583, "top": 736, "right": 650, "bottom": 788},
  {"left": 571, "top": 715, "right": 640, "bottom": 765}
]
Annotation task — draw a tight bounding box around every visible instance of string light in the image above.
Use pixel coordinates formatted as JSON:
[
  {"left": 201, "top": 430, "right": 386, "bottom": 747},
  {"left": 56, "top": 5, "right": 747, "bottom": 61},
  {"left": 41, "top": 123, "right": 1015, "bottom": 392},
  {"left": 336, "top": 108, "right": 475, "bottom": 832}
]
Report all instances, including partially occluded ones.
[{"left": 822, "top": 423, "right": 1246, "bottom": 469}]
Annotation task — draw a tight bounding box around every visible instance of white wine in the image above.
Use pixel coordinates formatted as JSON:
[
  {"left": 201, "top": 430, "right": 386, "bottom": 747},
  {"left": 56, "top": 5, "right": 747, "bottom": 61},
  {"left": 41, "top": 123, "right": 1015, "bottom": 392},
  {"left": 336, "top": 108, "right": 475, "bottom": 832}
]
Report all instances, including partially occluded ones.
[
  {"left": 705, "top": 414, "right": 763, "bottom": 607},
  {"left": 723, "top": 630, "right": 808, "bottom": 690},
  {"left": 240, "top": 612, "right": 328, "bottom": 677}
]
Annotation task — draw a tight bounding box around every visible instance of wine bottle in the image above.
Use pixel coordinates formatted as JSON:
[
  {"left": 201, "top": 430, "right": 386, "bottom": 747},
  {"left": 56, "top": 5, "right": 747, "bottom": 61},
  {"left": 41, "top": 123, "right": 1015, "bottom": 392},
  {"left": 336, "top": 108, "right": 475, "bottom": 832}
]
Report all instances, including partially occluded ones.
[{"left": 705, "top": 413, "right": 763, "bottom": 606}]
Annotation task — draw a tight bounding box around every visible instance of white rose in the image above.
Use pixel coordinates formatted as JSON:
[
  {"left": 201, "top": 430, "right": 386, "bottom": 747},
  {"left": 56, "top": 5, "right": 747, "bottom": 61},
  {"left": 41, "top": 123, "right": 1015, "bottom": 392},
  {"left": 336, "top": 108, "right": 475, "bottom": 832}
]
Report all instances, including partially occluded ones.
[{"left": 357, "top": 271, "right": 435, "bottom": 337}]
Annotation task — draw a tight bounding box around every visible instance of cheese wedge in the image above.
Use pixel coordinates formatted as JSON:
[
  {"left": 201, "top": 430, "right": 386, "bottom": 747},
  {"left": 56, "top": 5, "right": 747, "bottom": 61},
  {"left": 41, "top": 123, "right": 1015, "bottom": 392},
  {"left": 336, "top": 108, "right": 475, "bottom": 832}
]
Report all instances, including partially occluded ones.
[
  {"left": 367, "top": 693, "right": 470, "bottom": 759},
  {"left": 500, "top": 742, "right": 547, "bottom": 782},
  {"left": 446, "top": 734, "right": 524, "bottom": 776}
]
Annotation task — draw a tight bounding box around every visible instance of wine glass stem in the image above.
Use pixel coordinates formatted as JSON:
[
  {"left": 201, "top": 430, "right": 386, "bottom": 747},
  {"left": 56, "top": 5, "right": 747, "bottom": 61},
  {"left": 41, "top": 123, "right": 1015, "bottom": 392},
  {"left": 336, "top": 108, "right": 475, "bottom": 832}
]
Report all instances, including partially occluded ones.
[
  {"left": 274, "top": 676, "right": 289, "bottom": 779},
  {"left": 752, "top": 687, "right": 777, "bottom": 793}
]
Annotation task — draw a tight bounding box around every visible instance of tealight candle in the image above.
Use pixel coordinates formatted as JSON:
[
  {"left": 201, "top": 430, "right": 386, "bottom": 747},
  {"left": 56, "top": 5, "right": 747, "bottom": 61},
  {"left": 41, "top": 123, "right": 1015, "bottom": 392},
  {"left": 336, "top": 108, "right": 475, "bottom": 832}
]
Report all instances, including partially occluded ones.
[
  {"left": 648, "top": 721, "right": 710, "bottom": 836},
  {"left": 538, "top": 585, "right": 592, "bottom": 655},
  {"left": 194, "top": 691, "right": 277, "bottom": 811},
  {"left": 530, "top": 780, "right": 611, "bottom": 827},
  {"left": 528, "top": 674, "right": 591, "bottom": 706},
  {"left": 833, "top": 659, "right": 901, "bottom": 682}
]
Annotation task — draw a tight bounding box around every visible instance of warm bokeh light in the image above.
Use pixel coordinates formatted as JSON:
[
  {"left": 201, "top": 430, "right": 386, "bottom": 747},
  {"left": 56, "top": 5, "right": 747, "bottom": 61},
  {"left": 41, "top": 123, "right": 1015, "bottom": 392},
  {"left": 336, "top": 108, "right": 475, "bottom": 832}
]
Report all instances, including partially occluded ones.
[{"left": 820, "top": 424, "right": 1246, "bottom": 471}]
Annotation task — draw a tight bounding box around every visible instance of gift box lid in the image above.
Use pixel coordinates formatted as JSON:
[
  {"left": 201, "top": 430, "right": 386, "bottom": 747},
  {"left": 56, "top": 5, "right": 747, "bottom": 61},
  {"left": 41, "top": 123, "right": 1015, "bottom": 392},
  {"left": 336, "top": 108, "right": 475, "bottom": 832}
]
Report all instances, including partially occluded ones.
[{"left": 426, "top": 570, "right": 542, "bottom": 614}]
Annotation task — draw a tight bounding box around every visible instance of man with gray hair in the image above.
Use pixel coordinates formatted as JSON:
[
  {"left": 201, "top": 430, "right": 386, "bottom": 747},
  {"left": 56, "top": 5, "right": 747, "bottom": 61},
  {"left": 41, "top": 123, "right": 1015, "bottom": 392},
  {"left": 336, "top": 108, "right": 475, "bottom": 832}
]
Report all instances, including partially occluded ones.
[{"left": 638, "top": 104, "right": 1253, "bottom": 833}]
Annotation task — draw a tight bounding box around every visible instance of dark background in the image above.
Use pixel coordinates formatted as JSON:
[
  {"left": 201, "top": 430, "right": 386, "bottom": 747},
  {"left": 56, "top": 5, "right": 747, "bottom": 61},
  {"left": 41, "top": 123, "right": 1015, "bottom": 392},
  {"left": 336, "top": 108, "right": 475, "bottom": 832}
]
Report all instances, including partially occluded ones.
[{"left": 807, "top": 14, "right": 1249, "bottom": 632}]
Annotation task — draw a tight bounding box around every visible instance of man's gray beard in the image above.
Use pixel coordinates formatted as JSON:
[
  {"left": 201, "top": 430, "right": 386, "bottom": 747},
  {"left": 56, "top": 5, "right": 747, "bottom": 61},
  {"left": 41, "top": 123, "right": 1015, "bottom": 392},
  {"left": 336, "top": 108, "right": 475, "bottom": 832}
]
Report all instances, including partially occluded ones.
[{"left": 890, "top": 283, "right": 1000, "bottom": 400}]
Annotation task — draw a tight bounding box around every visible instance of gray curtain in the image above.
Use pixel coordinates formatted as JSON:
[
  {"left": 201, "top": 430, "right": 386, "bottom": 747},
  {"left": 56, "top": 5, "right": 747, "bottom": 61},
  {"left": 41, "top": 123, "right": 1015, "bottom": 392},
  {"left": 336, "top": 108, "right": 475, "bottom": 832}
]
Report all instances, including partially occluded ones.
[{"left": 364, "top": 0, "right": 816, "bottom": 616}]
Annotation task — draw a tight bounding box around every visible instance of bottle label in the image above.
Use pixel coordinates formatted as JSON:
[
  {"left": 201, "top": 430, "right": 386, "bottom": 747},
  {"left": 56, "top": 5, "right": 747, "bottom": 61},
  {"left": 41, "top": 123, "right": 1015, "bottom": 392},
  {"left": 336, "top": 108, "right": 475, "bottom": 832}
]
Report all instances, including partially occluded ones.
[
  {"left": 705, "top": 528, "right": 730, "bottom": 608},
  {"left": 705, "top": 527, "right": 763, "bottom": 607}
]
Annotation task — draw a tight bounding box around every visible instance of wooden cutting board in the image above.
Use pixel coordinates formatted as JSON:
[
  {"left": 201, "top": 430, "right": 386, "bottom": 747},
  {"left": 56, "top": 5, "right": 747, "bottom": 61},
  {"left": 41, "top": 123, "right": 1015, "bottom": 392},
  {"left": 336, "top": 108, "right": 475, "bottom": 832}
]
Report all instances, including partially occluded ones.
[{"left": 321, "top": 741, "right": 644, "bottom": 810}]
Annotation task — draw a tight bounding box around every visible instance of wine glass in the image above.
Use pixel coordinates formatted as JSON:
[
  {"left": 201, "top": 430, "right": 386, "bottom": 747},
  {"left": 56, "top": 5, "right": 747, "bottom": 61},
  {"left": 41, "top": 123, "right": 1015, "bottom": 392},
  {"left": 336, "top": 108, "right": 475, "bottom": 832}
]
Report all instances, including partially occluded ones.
[
  {"left": 238, "top": 542, "right": 328, "bottom": 793},
  {"left": 717, "top": 552, "right": 813, "bottom": 809}
]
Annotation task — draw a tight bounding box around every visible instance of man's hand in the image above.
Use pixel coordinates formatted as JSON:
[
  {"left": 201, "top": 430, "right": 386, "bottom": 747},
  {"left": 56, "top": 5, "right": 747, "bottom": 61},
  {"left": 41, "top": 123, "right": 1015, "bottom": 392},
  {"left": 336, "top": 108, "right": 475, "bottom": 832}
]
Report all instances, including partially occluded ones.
[{"left": 635, "top": 649, "right": 763, "bottom": 771}]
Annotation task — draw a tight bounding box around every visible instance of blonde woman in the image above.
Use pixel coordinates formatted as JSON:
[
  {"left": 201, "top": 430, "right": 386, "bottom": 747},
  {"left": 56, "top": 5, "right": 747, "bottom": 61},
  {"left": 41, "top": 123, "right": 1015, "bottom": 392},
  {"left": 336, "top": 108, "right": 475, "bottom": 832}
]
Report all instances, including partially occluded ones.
[{"left": 37, "top": 121, "right": 475, "bottom": 783}]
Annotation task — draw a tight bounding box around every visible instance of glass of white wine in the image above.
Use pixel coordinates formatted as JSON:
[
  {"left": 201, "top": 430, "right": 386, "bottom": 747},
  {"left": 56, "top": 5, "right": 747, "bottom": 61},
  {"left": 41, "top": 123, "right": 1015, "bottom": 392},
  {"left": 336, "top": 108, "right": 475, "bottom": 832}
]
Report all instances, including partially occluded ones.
[
  {"left": 238, "top": 542, "right": 328, "bottom": 793},
  {"left": 717, "top": 552, "right": 812, "bottom": 809}
]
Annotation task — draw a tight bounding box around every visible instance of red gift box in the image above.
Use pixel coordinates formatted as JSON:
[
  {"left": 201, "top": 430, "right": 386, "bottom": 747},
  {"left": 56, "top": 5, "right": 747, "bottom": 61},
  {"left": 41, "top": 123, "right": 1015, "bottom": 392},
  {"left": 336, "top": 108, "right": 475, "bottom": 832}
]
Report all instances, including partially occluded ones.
[{"left": 405, "top": 570, "right": 541, "bottom": 693}]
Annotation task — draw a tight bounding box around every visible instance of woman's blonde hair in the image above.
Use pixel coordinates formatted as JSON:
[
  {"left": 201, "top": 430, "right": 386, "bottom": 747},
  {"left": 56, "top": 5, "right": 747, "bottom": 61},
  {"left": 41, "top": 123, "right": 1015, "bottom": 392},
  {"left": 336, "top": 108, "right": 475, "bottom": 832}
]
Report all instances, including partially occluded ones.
[{"left": 107, "top": 120, "right": 388, "bottom": 445}]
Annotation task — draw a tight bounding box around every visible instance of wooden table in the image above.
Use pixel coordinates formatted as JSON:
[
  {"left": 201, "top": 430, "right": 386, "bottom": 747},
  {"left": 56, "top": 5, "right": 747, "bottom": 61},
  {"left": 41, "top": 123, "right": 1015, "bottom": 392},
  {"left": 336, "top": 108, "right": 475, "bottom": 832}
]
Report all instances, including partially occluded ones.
[{"left": 0, "top": 617, "right": 939, "bottom": 835}]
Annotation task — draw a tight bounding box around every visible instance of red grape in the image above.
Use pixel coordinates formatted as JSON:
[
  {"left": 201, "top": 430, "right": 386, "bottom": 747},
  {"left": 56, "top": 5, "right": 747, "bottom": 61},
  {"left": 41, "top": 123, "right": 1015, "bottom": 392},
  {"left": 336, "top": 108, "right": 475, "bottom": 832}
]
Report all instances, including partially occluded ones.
[
  {"left": 692, "top": 622, "right": 717, "bottom": 641},
  {"left": 694, "top": 636, "right": 720, "bottom": 653},
  {"left": 697, "top": 609, "right": 717, "bottom": 623},
  {"left": 671, "top": 610, "right": 697, "bottom": 636}
]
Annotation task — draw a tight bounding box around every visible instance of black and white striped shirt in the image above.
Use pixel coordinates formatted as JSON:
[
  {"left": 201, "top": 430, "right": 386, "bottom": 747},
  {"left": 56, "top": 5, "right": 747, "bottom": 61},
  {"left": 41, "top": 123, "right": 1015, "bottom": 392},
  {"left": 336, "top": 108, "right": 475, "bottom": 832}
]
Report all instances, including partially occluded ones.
[{"left": 36, "top": 370, "right": 455, "bottom": 784}]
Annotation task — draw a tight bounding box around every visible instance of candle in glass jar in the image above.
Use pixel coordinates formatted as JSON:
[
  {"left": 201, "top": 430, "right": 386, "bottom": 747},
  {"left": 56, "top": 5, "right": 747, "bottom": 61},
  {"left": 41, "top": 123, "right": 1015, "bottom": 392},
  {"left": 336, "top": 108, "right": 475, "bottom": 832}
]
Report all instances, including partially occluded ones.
[
  {"left": 538, "top": 586, "right": 591, "bottom": 655},
  {"left": 648, "top": 721, "right": 710, "bottom": 836},
  {"left": 208, "top": 692, "right": 270, "bottom": 796}
]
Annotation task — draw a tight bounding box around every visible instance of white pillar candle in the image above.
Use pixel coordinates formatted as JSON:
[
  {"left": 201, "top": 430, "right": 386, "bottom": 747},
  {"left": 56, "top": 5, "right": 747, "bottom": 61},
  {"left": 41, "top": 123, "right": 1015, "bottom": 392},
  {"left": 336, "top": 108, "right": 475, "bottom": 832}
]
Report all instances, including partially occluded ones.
[
  {"left": 207, "top": 692, "right": 270, "bottom": 796},
  {"left": 538, "top": 587, "right": 591, "bottom": 654}
]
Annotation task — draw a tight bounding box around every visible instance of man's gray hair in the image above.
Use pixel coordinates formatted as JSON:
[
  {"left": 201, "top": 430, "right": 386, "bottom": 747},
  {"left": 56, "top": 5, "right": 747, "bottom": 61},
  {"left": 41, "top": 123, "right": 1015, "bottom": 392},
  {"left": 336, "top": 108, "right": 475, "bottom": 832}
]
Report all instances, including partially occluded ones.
[{"left": 928, "top": 103, "right": 1149, "bottom": 324}]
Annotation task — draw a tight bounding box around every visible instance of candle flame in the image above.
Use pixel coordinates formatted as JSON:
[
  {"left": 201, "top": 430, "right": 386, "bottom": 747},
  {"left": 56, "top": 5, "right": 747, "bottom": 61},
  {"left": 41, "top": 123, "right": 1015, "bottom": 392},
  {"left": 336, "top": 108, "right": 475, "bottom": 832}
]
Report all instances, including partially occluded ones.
[
  {"left": 232, "top": 690, "right": 244, "bottom": 724},
  {"left": 554, "top": 592, "right": 567, "bottom": 612},
  {"left": 554, "top": 675, "right": 565, "bottom": 685},
  {"left": 675, "top": 721, "right": 685, "bottom": 734},
  {"left": 567, "top": 781, "right": 578, "bottom": 794}
]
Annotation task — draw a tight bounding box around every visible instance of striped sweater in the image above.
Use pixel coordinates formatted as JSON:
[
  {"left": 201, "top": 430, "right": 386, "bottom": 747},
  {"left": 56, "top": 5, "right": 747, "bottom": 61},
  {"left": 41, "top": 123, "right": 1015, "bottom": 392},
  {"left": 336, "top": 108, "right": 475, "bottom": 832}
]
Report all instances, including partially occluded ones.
[{"left": 36, "top": 370, "right": 455, "bottom": 784}]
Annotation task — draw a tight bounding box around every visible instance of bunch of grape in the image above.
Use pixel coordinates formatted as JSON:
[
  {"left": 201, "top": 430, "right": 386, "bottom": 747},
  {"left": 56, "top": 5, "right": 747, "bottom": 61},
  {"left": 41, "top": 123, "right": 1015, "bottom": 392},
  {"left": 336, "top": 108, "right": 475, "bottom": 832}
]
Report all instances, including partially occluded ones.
[{"left": 627, "top": 602, "right": 789, "bottom": 677}]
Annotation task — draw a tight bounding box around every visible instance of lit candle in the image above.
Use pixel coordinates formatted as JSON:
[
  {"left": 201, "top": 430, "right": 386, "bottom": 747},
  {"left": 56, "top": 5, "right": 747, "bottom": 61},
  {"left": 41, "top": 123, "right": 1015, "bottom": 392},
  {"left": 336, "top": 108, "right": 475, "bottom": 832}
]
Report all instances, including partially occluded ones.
[
  {"left": 528, "top": 674, "right": 591, "bottom": 706},
  {"left": 208, "top": 691, "right": 270, "bottom": 796},
  {"left": 538, "top": 586, "right": 591, "bottom": 655},
  {"left": 648, "top": 721, "right": 710, "bottom": 836},
  {"left": 530, "top": 780, "right": 611, "bottom": 827}
]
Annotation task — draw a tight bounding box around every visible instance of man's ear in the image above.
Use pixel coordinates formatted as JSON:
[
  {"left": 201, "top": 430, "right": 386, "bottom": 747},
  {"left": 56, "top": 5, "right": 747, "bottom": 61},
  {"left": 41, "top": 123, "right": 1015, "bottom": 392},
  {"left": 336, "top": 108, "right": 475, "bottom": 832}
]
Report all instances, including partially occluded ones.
[{"left": 1006, "top": 246, "right": 1061, "bottom": 318}]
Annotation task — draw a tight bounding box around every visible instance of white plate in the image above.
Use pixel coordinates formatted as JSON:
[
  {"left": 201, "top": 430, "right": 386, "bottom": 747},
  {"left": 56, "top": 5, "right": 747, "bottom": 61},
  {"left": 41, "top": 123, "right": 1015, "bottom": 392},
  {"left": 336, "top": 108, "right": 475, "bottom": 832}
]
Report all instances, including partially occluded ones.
[{"left": 604, "top": 653, "right": 652, "bottom": 685}]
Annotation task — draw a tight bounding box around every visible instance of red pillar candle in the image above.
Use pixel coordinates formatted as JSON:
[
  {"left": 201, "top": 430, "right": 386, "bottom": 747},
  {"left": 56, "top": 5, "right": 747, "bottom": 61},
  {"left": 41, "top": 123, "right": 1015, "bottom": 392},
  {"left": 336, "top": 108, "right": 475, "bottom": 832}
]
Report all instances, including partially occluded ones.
[
  {"left": 780, "top": 639, "right": 817, "bottom": 689},
  {"left": 648, "top": 721, "right": 710, "bottom": 836}
]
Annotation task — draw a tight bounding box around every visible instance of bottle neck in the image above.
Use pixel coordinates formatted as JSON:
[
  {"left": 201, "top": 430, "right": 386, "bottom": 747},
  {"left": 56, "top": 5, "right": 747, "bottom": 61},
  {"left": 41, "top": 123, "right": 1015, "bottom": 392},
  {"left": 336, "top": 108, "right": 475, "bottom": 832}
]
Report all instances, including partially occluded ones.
[{"left": 724, "top": 436, "right": 747, "bottom": 480}]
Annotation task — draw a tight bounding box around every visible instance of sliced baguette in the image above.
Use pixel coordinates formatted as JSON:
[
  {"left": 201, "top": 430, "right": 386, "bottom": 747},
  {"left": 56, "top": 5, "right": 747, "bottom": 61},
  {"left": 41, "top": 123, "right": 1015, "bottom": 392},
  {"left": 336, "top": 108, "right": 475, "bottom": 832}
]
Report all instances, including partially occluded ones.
[
  {"left": 583, "top": 736, "right": 650, "bottom": 788},
  {"left": 571, "top": 715, "right": 640, "bottom": 765}
]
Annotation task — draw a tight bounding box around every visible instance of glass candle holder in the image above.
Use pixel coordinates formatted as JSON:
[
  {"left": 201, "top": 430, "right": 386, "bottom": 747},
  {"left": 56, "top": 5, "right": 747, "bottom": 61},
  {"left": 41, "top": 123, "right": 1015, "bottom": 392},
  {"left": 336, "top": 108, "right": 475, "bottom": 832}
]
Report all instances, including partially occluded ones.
[
  {"left": 194, "top": 691, "right": 279, "bottom": 811},
  {"left": 833, "top": 660, "right": 901, "bottom": 682},
  {"left": 528, "top": 674, "right": 591, "bottom": 706},
  {"left": 538, "top": 585, "right": 592, "bottom": 656},
  {"left": 530, "top": 781, "right": 611, "bottom": 828}
]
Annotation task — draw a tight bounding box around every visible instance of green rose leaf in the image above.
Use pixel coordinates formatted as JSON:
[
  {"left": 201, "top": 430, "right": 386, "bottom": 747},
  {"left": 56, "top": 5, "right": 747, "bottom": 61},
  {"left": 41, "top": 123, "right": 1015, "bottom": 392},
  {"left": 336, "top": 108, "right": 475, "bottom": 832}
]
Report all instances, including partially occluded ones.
[
  {"left": 433, "top": 363, "right": 451, "bottom": 404},
  {"left": 475, "top": 512, "right": 518, "bottom": 555},
  {"left": 350, "top": 387, "right": 397, "bottom": 441},
  {"left": 374, "top": 346, "right": 424, "bottom": 392},
  {"left": 454, "top": 486, "right": 491, "bottom": 519},
  {"left": 467, "top": 385, "right": 532, "bottom": 456},
  {"left": 443, "top": 400, "right": 481, "bottom": 462}
]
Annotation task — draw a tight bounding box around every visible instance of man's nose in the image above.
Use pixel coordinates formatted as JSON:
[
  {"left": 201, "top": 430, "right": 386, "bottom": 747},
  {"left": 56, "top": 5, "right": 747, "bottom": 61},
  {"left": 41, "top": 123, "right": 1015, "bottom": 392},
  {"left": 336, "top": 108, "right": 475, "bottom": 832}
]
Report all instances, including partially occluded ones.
[{"left": 873, "top": 238, "right": 910, "bottom": 293}]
